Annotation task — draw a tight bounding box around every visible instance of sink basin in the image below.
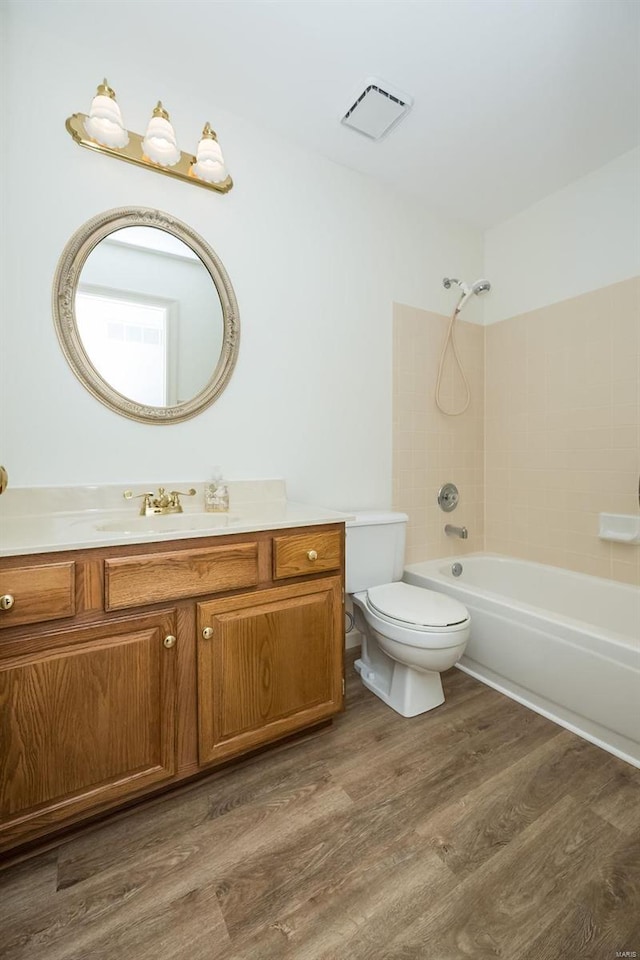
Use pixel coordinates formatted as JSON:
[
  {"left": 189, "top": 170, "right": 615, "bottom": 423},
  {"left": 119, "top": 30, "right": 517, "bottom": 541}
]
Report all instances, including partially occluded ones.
[{"left": 95, "top": 512, "right": 241, "bottom": 535}]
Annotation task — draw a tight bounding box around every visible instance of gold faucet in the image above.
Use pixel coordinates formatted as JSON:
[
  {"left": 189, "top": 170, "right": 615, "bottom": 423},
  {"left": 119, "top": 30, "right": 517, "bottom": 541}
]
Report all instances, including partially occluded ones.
[{"left": 123, "top": 487, "right": 196, "bottom": 516}]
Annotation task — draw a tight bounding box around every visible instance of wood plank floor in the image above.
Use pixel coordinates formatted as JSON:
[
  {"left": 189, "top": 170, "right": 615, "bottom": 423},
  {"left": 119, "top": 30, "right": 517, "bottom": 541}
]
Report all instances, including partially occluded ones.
[{"left": 1, "top": 653, "right": 639, "bottom": 960}]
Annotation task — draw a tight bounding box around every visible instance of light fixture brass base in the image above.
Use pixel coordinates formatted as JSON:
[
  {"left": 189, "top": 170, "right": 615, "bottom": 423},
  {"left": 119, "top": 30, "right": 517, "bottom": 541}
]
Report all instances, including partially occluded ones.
[{"left": 66, "top": 113, "right": 233, "bottom": 194}]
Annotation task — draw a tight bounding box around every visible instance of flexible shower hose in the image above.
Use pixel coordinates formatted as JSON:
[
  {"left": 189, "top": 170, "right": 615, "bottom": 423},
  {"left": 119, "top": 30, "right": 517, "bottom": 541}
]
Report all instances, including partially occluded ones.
[{"left": 434, "top": 305, "right": 471, "bottom": 416}]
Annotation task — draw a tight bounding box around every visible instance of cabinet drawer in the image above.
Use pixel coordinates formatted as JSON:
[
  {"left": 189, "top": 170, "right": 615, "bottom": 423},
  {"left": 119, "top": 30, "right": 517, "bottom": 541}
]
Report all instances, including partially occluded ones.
[
  {"left": 0, "top": 562, "right": 75, "bottom": 629},
  {"left": 105, "top": 542, "right": 259, "bottom": 610},
  {"left": 273, "top": 531, "right": 342, "bottom": 580}
]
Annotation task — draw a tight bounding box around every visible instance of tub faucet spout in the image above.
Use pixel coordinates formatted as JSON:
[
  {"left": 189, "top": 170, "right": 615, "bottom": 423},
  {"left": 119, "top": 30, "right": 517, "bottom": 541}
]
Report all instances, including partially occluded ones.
[{"left": 445, "top": 524, "right": 468, "bottom": 539}]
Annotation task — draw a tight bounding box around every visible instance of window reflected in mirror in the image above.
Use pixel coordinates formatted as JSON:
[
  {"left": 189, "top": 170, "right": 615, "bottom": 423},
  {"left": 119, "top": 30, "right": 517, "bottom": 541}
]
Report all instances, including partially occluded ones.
[
  {"left": 77, "top": 226, "right": 223, "bottom": 407},
  {"left": 76, "top": 289, "right": 171, "bottom": 406}
]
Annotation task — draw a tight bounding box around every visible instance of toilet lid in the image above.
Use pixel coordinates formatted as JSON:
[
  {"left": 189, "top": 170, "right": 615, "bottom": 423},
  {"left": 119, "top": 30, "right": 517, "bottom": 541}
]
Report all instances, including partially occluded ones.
[{"left": 367, "top": 582, "right": 469, "bottom": 628}]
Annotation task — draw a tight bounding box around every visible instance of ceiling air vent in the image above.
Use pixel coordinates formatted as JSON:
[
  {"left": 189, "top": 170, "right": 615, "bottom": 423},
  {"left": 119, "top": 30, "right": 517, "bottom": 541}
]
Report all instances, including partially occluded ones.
[{"left": 341, "top": 78, "right": 413, "bottom": 141}]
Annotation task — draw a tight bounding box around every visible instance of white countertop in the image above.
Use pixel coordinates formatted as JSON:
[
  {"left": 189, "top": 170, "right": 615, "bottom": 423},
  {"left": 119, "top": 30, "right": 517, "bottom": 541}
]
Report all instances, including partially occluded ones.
[{"left": 0, "top": 480, "right": 351, "bottom": 557}]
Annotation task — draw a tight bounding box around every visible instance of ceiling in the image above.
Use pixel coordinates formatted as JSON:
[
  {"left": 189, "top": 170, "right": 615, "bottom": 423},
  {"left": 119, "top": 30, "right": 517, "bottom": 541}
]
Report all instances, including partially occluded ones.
[{"left": 22, "top": 0, "right": 640, "bottom": 229}]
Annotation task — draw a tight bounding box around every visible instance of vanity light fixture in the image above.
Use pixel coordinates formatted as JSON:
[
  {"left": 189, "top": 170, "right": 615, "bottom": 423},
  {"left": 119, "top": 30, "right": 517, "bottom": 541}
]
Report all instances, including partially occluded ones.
[
  {"left": 66, "top": 79, "right": 233, "bottom": 194},
  {"left": 141, "top": 102, "right": 181, "bottom": 167},
  {"left": 192, "top": 122, "right": 229, "bottom": 184},
  {"left": 84, "top": 79, "right": 129, "bottom": 148}
]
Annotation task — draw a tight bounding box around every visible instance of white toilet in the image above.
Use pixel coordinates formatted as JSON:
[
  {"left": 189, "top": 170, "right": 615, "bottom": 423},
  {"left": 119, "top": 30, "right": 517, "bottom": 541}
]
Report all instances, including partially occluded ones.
[{"left": 347, "top": 512, "right": 470, "bottom": 717}]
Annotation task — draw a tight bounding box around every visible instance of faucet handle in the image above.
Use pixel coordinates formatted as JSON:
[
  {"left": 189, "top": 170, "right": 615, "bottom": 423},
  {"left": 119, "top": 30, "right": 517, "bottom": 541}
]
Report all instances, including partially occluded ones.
[
  {"left": 123, "top": 490, "right": 155, "bottom": 501},
  {"left": 167, "top": 489, "right": 196, "bottom": 510},
  {"left": 124, "top": 490, "right": 156, "bottom": 516}
]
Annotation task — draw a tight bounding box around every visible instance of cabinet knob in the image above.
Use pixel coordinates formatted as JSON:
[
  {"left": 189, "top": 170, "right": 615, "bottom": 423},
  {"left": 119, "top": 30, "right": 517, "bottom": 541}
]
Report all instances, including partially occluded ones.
[
  {"left": 163, "top": 634, "right": 177, "bottom": 649},
  {"left": 307, "top": 550, "right": 318, "bottom": 562},
  {"left": 202, "top": 626, "right": 214, "bottom": 640},
  {"left": 0, "top": 594, "right": 15, "bottom": 611}
]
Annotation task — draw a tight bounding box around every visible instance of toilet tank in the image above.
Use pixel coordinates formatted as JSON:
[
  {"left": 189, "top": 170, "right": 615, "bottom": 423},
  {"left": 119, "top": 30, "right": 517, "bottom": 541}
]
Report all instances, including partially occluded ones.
[{"left": 346, "top": 511, "right": 408, "bottom": 593}]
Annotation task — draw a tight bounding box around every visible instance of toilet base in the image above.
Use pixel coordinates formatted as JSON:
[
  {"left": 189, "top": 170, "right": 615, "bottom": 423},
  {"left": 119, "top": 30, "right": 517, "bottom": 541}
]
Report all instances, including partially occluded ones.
[{"left": 354, "top": 655, "right": 445, "bottom": 717}]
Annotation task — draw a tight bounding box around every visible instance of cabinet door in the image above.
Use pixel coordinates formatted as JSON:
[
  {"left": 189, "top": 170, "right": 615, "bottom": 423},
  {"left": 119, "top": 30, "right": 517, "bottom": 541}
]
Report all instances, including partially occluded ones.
[
  {"left": 0, "top": 609, "right": 177, "bottom": 850},
  {"left": 197, "top": 578, "right": 343, "bottom": 765}
]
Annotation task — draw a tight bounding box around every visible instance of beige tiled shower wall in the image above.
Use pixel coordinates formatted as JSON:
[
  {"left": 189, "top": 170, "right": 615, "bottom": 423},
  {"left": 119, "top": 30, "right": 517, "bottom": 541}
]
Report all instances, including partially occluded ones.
[
  {"left": 484, "top": 277, "right": 640, "bottom": 586},
  {"left": 392, "top": 303, "right": 485, "bottom": 563},
  {"left": 393, "top": 278, "right": 640, "bottom": 586}
]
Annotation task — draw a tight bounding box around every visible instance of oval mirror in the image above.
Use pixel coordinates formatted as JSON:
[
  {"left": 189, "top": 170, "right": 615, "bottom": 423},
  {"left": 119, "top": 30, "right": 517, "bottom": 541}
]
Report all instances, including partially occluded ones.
[{"left": 53, "top": 207, "right": 239, "bottom": 424}]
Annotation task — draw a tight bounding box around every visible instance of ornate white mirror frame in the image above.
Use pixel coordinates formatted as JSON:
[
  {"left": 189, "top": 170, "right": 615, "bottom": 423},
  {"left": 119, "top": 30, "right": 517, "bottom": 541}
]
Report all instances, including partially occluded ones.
[{"left": 52, "top": 207, "right": 240, "bottom": 424}]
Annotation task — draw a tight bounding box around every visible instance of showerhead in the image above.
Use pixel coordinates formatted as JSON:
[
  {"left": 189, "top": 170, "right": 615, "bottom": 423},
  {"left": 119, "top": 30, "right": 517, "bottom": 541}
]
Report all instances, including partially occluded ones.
[{"left": 443, "top": 276, "right": 491, "bottom": 313}]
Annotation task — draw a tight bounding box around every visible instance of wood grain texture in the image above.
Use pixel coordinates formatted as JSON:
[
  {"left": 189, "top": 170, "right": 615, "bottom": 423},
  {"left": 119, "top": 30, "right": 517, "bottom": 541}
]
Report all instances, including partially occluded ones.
[
  {"left": 517, "top": 830, "right": 640, "bottom": 960},
  {"left": 74, "top": 557, "right": 103, "bottom": 614},
  {"left": 272, "top": 531, "right": 342, "bottom": 579},
  {"left": 175, "top": 602, "right": 199, "bottom": 772},
  {"left": 586, "top": 762, "right": 640, "bottom": 835},
  {"left": 0, "top": 610, "right": 177, "bottom": 849},
  {"left": 365, "top": 798, "right": 621, "bottom": 960},
  {"left": 1, "top": 653, "right": 638, "bottom": 960},
  {"left": 416, "top": 730, "right": 625, "bottom": 878},
  {"left": 197, "top": 578, "right": 343, "bottom": 764},
  {"left": 105, "top": 542, "right": 259, "bottom": 609},
  {"left": 0, "top": 562, "right": 75, "bottom": 629},
  {"left": 257, "top": 538, "right": 272, "bottom": 586}
]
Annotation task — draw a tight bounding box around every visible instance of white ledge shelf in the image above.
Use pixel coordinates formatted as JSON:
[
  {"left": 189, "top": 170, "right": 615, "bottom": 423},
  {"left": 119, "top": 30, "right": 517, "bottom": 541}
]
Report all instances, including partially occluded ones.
[{"left": 598, "top": 513, "right": 640, "bottom": 544}]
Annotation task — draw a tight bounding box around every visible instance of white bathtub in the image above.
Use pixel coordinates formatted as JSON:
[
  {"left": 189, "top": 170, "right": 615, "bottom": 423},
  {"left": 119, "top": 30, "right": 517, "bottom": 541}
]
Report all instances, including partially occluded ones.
[{"left": 404, "top": 555, "right": 640, "bottom": 768}]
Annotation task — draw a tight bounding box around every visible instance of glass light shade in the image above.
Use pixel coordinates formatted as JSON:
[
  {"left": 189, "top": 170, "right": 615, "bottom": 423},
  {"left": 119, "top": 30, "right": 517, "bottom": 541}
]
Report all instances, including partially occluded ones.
[
  {"left": 142, "top": 115, "right": 181, "bottom": 167},
  {"left": 192, "top": 135, "right": 228, "bottom": 184},
  {"left": 84, "top": 94, "right": 129, "bottom": 148}
]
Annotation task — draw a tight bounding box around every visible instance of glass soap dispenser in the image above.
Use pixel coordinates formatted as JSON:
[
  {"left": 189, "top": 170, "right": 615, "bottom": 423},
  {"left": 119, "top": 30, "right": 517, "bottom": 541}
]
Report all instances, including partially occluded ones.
[{"left": 204, "top": 467, "right": 229, "bottom": 513}]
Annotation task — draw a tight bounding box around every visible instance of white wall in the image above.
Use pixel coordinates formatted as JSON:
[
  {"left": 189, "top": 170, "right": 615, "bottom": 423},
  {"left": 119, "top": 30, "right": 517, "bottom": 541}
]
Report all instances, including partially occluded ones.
[
  {"left": 1, "top": 1, "right": 483, "bottom": 510},
  {"left": 484, "top": 147, "right": 640, "bottom": 323}
]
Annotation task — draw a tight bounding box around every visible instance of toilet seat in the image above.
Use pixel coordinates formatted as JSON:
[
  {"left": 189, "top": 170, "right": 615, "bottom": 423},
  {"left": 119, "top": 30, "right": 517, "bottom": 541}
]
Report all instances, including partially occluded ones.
[
  {"left": 367, "top": 582, "right": 469, "bottom": 630},
  {"left": 351, "top": 584, "right": 471, "bottom": 652}
]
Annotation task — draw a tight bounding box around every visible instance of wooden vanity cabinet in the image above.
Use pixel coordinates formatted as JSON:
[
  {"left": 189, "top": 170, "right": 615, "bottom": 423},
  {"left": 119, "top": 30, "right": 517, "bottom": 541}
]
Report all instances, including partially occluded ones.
[
  {"left": 197, "top": 577, "right": 343, "bottom": 765},
  {"left": 0, "top": 609, "right": 178, "bottom": 851},
  {"left": 0, "top": 523, "right": 345, "bottom": 856}
]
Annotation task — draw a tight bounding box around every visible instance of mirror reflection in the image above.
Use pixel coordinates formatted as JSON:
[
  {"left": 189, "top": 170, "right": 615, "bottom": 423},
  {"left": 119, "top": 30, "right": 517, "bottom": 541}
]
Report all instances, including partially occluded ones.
[
  {"left": 77, "top": 226, "right": 223, "bottom": 407},
  {"left": 53, "top": 207, "right": 239, "bottom": 424}
]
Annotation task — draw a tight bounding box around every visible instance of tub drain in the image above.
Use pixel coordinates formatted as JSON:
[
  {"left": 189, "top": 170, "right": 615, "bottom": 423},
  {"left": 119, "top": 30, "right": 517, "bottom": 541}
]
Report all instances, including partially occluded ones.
[{"left": 452, "top": 562, "right": 463, "bottom": 577}]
